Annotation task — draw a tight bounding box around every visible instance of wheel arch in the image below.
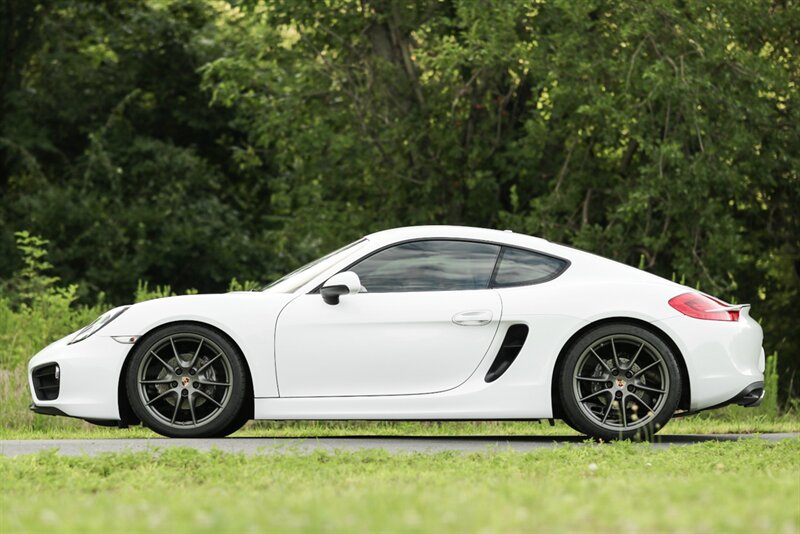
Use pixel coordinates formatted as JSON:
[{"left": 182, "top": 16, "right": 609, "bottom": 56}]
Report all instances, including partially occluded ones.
[
  {"left": 117, "top": 320, "right": 255, "bottom": 425},
  {"left": 550, "top": 317, "right": 691, "bottom": 421}
]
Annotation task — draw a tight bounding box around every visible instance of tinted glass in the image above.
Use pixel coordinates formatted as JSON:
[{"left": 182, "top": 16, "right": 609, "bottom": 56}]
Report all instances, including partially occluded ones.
[
  {"left": 352, "top": 240, "right": 501, "bottom": 293},
  {"left": 492, "top": 247, "right": 566, "bottom": 287}
]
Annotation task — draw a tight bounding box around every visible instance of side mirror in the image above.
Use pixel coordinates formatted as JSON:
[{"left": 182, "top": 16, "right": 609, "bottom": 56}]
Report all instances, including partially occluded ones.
[{"left": 321, "top": 271, "right": 364, "bottom": 305}]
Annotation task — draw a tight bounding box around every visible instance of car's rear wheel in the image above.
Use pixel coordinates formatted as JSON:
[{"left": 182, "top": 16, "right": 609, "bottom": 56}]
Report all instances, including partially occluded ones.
[
  {"left": 558, "top": 323, "right": 681, "bottom": 441},
  {"left": 126, "top": 323, "right": 248, "bottom": 438}
]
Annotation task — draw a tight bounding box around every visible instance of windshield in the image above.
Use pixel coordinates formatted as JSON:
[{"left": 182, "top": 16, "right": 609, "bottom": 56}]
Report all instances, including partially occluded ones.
[{"left": 263, "top": 238, "right": 368, "bottom": 294}]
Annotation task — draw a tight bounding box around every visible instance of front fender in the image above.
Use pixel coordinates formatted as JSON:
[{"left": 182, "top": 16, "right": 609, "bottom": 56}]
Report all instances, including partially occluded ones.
[{"left": 106, "top": 292, "right": 295, "bottom": 398}]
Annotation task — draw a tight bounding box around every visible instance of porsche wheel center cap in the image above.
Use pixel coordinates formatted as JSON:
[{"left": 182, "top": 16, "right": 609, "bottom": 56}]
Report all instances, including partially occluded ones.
[
  {"left": 616, "top": 378, "right": 626, "bottom": 388},
  {"left": 181, "top": 376, "right": 191, "bottom": 387}
]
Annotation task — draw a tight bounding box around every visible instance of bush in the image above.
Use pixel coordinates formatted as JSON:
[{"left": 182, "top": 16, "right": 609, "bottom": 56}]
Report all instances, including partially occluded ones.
[{"left": 0, "top": 233, "right": 106, "bottom": 430}]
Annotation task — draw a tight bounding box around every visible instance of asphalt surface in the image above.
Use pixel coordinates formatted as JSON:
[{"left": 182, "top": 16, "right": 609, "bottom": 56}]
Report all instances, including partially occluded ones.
[{"left": 1, "top": 433, "right": 797, "bottom": 457}]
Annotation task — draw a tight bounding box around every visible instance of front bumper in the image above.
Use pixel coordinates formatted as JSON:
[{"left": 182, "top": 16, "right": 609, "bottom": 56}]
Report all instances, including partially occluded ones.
[
  {"left": 28, "top": 334, "right": 133, "bottom": 421},
  {"left": 29, "top": 404, "right": 69, "bottom": 417}
]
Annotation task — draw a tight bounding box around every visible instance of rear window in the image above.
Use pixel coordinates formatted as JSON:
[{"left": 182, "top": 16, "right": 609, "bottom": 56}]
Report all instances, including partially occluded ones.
[{"left": 491, "top": 247, "right": 568, "bottom": 288}]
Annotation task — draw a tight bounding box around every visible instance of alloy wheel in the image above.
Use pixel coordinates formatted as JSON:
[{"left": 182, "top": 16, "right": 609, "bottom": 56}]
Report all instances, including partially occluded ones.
[
  {"left": 571, "top": 334, "right": 670, "bottom": 431},
  {"left": 136, "top": 333, "right": 233, "bottom": 428}
]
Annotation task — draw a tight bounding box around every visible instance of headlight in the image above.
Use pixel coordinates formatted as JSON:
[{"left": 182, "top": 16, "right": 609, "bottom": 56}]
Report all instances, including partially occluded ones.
[{"left": 69, "top": 306, "right": 130, "bottom": 344}]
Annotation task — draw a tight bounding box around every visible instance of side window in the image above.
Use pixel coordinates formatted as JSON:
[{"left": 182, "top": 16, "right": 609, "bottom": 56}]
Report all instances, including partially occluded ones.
[
  {"left": 351, "top": 240, "right": 501, "bottom": 293},
  {"left": 492, "top": 247, "right": 567, "bottom": 288}
]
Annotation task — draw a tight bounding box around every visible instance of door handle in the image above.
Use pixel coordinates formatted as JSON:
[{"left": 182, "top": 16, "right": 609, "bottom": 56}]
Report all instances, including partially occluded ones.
[{"left": 452, "top": 310, "right": 493, "bottom": 326}]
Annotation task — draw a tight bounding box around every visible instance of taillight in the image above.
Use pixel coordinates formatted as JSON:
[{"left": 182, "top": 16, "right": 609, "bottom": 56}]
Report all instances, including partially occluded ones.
[{"left": 668, "top": 293, "right": 741, "bottom": 322}]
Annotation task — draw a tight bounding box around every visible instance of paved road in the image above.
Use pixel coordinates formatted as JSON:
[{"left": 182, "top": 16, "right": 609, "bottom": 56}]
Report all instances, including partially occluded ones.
[{"left": 1, "top": 433, "right": 797, "bottom": 457}]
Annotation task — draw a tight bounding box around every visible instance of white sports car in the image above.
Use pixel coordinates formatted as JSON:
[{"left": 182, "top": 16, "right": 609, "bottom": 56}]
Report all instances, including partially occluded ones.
[{"left": 29, "top": 226, "right": 765, "bottom": 440}]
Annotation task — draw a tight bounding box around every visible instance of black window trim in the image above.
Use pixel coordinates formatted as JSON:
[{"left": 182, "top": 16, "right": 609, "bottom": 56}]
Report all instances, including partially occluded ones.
[{"left": 310, "top": 237, "right": 571, "bottom": 294}]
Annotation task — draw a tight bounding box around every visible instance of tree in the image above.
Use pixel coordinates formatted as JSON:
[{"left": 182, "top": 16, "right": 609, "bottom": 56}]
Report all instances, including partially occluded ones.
[{"left": 1, "top": 0, "right": 275, "bottom": 296}]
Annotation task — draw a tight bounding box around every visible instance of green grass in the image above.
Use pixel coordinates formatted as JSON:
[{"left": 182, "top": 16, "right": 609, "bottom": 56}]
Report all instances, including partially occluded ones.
[{"left": 1, "top": 439, "right": 798, "bottom": 533}]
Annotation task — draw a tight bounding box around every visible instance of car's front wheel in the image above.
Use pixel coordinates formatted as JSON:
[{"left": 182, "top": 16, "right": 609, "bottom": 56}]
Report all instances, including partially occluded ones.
[
  {"left": 126, "top": 323, "right": 248, "bottom": 438},
  {"left": 558, "top": 323, "right": 681, "bottom": 441}
]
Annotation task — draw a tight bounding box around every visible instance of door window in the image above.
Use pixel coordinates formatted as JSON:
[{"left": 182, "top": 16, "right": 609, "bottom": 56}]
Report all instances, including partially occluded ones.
[
  {"left": 351, "top": 240, "right": 501, "bottom": 293},
  {"left": 491, "top": 247, "right": 567, "bottom": 287}
]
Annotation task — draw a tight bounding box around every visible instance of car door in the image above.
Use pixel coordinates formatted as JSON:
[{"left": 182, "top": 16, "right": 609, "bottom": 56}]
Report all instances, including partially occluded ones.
[{"left": 274, "top": 240, "right": 503, "bottom": 397}]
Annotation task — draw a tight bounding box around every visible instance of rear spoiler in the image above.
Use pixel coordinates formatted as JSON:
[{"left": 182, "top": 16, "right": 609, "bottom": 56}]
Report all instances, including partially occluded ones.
[{"left": 704, "top": 303, "right": 750, "bottom": 313}]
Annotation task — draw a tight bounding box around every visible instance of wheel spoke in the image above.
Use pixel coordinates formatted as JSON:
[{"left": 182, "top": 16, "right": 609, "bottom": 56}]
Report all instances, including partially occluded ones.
[
  {"left": 139, "top": 379, "right": 173, "bottom": 385},
  {"left": 170, "top": 396, "right": 182, "bottom": 423},
  {"left": 619, "top": 397, "right": 628, "bottom": 427},
  {"left": 601, "top": 400, "right": 614, "bottom": 424},
  {"left": 170, "top": 337, "right": 180, "bottom": 364},
  {"left": 197, "top": 380, "right": 230, "bottom": 387},
  {"left": 633, "top": 360, "right": 660, "bottom": 378},
  {"left": 196, "top": 352, "right": 223, "bottom": 374},
  {"left": 149, "top": 351, "right": 173, "bottom": 372},
  {"left": 635, "top": 383, "right": 666, "bottom": 395},
  {"left": 194, "top": 389, "right": 223, "bottom": 408},
  {"left": 188, "top": 338, "right": 204, "bottom": 369},
  {"left": 188, "top": 393, "right": 197, "bottom": 425},
  {"left": 611, "top": 338, "right": 620, "bottom": 370},
  {"left": 630, "top": 392, "right": 655, "bottom": 412},
  {"left": 576, "top": 376, "right": 607, "bottom": 383},
  {"left": 580, "top": 388, "right": 611, "bottom": 403},
  {"left": 628, "top": 343, "right": 645, "bottom": 369},
  {"left": 145, "top": 388, "right": 175, "bottom": 406},
  {"left": 589, "top": 348, "right": 612, "bottom": 373}
]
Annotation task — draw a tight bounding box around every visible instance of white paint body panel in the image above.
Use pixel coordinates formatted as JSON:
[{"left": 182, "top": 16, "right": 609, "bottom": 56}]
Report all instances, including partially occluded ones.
[
  {"left": 28, "top": 334, "right": 129, "bottom": 420},
  {"left": 276, "top": 291, "right": 502, "bottom": 396},
  {"left": 653, "top": 308, "right": 764, "bottom": 410},
  {"left": 28, "top": 225, "right": 765, "bottom": 423}
]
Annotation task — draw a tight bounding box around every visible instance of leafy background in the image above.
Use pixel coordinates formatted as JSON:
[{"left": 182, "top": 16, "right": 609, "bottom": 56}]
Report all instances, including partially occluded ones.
[{"left": 1, "top": 0, "right": 797, "bottom": 399}]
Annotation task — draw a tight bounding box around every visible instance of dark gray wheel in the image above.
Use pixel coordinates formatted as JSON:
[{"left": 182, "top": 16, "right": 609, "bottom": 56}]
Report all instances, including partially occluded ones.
[
  {"left": 558, "top": 323, "right": 681, "bottom": 441},
  {"left": 126, "top": 323, "right": 249, "bottom": 438}
]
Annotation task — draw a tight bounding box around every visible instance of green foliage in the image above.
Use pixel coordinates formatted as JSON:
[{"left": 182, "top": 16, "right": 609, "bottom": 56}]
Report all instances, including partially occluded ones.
[
  {"left": 0, "top": 233, "right": 89, "bottom": 375},
  {"left": 2, "top": 231, "right": 64, "bottom": 305},
  {"left": 0, "top": 234, "right": 100, "bottom": 430},
  {"left": 0, "top": 0, "right": 798, "bottom": 398},
  {"left": 227, "top": 277, "right": 261, "bottom": 292},
  {"left": 133, "top": 280, "right": 177, "bottom": 303},
  {"left": 1, "top": 0, "right": 270, "bottom": 297},
  {"left": 761, "top": 352, "right": 780, "bottom": 416}
]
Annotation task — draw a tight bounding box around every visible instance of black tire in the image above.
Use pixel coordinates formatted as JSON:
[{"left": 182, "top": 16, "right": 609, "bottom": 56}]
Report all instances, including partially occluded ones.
[
  {"left": 210, "top": 382, "right": 254, "bottom": 437},
  {"left": 126, "top": 323, "right": 248, "bottom": 438},
  {"left": 212, "top": 406, "right": 252, "bottom": 437},
  {"left": 558, "top": 413, "right": 583, "bottom": 434},
  {"left": 557, "top": 323, "right": 681, "bottom": 441}
]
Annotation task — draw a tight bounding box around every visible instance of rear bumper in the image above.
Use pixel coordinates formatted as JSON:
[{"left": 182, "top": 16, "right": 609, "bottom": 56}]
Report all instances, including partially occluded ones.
[
  {"left": 653, "top": 310, "right": 764, "bottom": 411},
  {"left": 735, "top": 381, "right": 765, "bottom": 407},
  {"left": 706, "top": 381, "right": 765, "bottom": 410}
]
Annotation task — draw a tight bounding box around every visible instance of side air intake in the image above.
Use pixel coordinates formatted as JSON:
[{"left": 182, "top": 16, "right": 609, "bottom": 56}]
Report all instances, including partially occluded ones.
[{"left": 484, "top": 324, "right": 529, "bottom": 383}]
